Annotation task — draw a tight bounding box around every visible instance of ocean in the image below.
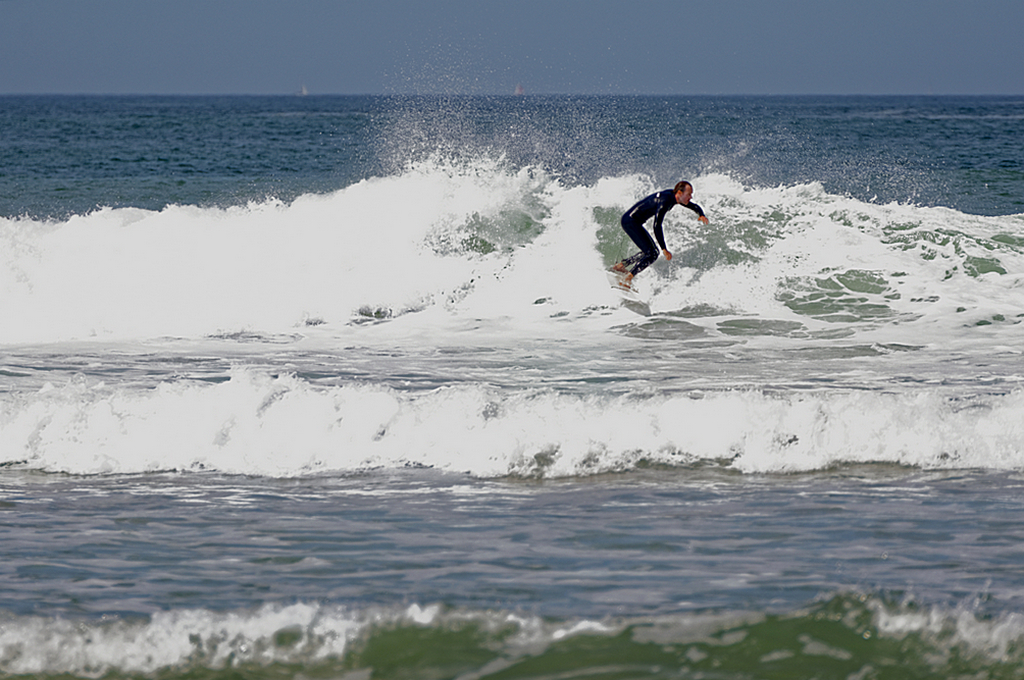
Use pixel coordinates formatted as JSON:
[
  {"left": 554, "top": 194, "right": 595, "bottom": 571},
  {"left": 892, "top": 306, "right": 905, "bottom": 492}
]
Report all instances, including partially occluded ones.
[{"left": 1, "top": 94, "right": 1023, "bottom": 679}]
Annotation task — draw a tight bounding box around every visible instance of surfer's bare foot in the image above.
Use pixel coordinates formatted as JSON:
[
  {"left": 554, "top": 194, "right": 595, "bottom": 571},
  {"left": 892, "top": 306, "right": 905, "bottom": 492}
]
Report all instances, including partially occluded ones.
[{"left": 612, "top": 262, "right": 627, "bottom": 273}]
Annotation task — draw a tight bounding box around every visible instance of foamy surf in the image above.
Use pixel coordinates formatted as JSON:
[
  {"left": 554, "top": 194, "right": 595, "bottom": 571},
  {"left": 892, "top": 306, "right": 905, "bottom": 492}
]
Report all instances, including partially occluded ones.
[
  {"left": 2, "top": 161, "right": 1021, "bottom": 345},
  {"left": 3, "top": 595, "right": 1023, "bottom": 679},
  {"left": 1, "top": 367, "right": 1021, "bottom": 477}
]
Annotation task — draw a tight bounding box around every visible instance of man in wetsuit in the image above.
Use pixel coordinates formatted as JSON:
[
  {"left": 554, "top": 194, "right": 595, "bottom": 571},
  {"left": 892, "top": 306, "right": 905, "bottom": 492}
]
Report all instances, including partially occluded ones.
[{"left": 612, "top": 181, "right": 708, "bottom": 284}]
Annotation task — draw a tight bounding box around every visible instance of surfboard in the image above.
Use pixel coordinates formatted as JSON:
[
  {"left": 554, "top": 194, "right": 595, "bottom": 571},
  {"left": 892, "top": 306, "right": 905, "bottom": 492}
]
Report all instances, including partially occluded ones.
[
  {"left": 606, "top": 270, "right": 650, "bottom": 316},
  {"left": 606, "top": 270, "right": 642, "bottom": 300}
]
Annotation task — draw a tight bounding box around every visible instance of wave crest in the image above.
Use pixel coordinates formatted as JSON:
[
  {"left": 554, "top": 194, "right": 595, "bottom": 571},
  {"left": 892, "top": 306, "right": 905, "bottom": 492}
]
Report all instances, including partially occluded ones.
[
  {"left": 3, "top": 369, "right": 1022, "bottom": 477},
  {"left": 3, "top": 594, "right": 1023, "bottom": 679}
]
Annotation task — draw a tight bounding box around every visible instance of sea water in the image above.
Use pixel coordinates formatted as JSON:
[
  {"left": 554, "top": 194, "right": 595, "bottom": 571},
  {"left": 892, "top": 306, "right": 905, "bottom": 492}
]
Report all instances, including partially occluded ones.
[{"left": 2, "top": 94, "right": 1024, "bottom": 679}]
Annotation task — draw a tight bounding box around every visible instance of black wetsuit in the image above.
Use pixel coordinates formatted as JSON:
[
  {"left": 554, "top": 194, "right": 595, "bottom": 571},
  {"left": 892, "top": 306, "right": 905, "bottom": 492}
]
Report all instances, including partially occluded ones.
[{"left": 619, "top": 190, "right": 705, "bottom": 277}]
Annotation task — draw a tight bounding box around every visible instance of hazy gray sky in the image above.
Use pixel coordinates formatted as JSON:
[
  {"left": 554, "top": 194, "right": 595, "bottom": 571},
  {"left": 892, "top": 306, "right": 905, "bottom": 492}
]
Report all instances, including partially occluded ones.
[{"left": 1, "top": 0, "right": 1021, "bottom": 95}]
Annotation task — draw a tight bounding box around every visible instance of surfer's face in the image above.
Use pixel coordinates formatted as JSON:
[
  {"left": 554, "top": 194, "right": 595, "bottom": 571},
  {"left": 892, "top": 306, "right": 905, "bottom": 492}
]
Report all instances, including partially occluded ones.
[{"left": 675, "top": 185, "right": 693, "bottom": 204}]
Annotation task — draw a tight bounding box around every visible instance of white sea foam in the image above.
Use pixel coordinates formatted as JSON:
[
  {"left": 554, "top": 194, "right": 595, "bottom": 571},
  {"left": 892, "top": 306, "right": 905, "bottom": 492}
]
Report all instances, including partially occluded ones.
[
  {"left": 3, "top": 162, "right": 1022, "bottom": 477},
  {"left": 2, "top": 368, "right": 1021, "bottom": 477},
  {"left": 0, "top": 602, "right": 359, "bottom": 676},
  {"left": 1, "top": 161, "right": 1021, "bottom": 345}
]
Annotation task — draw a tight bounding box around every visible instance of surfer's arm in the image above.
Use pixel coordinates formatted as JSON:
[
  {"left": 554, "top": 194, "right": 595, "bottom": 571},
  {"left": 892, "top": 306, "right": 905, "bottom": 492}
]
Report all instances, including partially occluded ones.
[
  {"left": 685, "top": 201, "right": 709, "bottom": 224},
  {"left": 651, "top": 192, "right": 676, "bottom": 251},
  {"left": 652, "top": 214, "right": 673, "bottom": 261},
  {"left": 652, "top": 211, "right": 669, "bottom": 251}
]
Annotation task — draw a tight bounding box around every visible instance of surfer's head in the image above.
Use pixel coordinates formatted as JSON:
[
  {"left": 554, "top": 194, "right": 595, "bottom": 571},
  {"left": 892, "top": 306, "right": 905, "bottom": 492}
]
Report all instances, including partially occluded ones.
[{"left": 674, "top": 181, "right": 693, "bottom": 204}]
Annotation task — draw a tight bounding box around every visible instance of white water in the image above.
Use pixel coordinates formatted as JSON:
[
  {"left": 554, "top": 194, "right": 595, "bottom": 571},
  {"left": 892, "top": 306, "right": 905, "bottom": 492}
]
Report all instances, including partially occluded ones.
[
  {"left": 2, "top": 368, "right": 1023, "bottom": 477},
  {"left": 2, "top": 160, "right": 1023, "bottom": 478},
  {"left": 2, "top": 162, "right": 1022, "bottom": 344}
]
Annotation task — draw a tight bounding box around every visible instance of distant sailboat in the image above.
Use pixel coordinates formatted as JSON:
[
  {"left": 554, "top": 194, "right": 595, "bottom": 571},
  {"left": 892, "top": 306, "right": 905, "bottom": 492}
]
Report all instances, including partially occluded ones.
[
  {"left": 514, "top": 83, "right": 525, "bottom": 96},
  {"left": 297, "top": 84, "right": 309, "bottom": 96}
]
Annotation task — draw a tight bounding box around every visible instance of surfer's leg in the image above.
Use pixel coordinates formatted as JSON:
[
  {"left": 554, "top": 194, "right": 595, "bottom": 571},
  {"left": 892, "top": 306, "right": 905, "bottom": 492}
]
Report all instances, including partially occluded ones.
[
  {"left": 619, "top": 216, "right": 659, "bottom": 277},
  {"left": 617, "top": 250, "right": 656, "bottom": 276},
  {"left": 629, "top": 251, "right": 657, "bottom": 277},
  {"left": 618, "top": 253, "right": 639, "bottom": 269}
]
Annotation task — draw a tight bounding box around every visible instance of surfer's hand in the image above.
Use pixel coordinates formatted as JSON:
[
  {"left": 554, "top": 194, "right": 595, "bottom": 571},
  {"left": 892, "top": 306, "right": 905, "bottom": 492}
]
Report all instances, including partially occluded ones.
[
  {"left": 662, "top": 249, "right": 672, "bottom": 261},
  {"left": 698, "top": 215, "right": 709, "bottom": 224}
]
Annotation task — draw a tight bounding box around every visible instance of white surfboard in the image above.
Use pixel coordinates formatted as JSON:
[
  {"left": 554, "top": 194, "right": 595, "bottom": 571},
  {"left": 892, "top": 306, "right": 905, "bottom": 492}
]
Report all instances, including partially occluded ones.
[{"left": 606, "top": 270, "right": 645, "bottom": 303}]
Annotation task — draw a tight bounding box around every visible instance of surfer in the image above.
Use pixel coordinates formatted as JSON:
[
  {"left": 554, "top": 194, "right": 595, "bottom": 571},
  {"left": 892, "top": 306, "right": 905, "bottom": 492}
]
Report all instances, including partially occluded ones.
[{"left": 612, "top": 181, "right": 708, "bottom": 283}]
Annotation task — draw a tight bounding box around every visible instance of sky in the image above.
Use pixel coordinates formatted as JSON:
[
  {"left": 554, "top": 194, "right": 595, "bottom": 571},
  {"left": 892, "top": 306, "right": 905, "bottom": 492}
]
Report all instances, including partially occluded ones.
[{"left": 1, "top": 0, "right": 1022, "bottom": 96}]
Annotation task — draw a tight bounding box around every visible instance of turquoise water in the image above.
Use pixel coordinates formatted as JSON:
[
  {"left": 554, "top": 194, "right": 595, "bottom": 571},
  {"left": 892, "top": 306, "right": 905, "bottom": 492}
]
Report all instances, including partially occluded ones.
[{"left": 2, "top": 95, "right": 1024, "bottom": 679}]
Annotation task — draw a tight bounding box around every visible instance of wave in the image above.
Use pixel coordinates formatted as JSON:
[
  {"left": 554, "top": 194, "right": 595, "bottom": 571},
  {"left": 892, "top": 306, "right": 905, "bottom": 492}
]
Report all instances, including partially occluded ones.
[
  {"left": 1, "top": 158, "right": 1022, "bottom": 345},
  {"left": 2, "top": 594, "right": 1023, "bottom": 679},
  {"left": 2, "top": 369, "right": 1022, "bottom": 477}
]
